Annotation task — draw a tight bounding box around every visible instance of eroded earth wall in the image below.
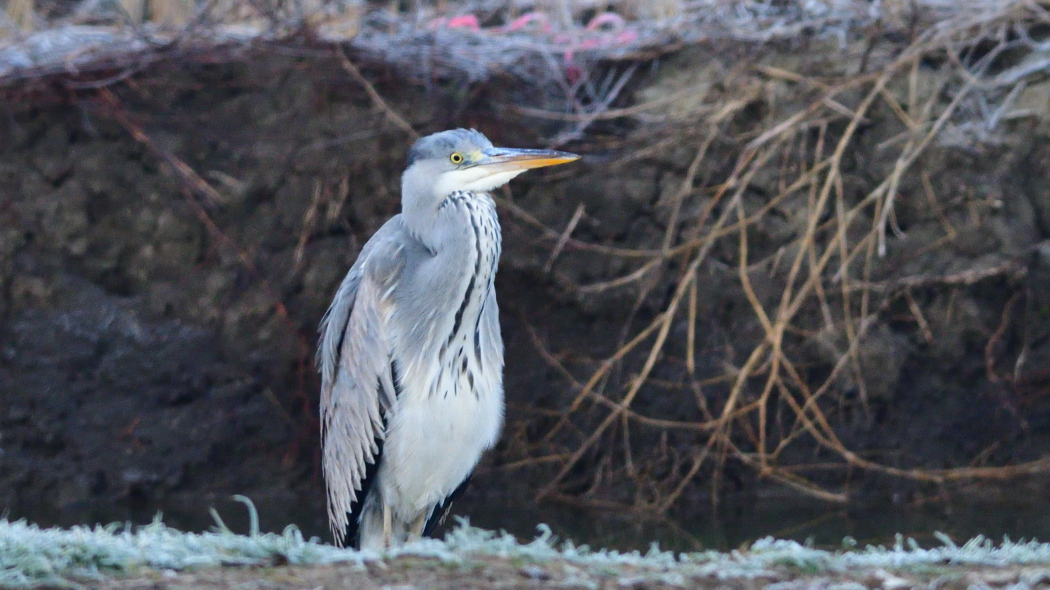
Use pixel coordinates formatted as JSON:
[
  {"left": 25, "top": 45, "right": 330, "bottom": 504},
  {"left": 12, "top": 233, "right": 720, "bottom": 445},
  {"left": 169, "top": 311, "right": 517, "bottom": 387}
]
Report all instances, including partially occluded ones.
[{"left": 1, "top": 42, "right": 1049, "bottom": 530}]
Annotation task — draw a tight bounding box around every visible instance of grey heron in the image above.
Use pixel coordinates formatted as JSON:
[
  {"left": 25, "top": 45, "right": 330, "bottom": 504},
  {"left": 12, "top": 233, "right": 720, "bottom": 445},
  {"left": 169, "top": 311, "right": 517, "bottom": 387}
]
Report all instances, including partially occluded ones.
[{"left": 317, "top": 129, "right": 579, "bottom": 549}]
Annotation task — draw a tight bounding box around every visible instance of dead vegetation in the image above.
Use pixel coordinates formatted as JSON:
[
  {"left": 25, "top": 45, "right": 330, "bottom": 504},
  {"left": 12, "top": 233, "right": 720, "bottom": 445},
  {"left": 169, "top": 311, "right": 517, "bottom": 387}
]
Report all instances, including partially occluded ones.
[
  {"left": 3, "top": 0, "right": 1050, "bottom": 515},
  {"left": 503, "top": 0, "right": 1050, "bottom": 513}
]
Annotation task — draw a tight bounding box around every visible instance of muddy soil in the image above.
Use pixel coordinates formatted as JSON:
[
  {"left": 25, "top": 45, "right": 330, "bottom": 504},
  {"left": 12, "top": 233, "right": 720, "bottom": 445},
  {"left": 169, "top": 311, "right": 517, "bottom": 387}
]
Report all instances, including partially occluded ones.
[
  {"left": 1, "top": 38, "right": 1050, "bottom": 539},
  {"left": 66, "top": 557, "right": 1050, "bottom": 590}
]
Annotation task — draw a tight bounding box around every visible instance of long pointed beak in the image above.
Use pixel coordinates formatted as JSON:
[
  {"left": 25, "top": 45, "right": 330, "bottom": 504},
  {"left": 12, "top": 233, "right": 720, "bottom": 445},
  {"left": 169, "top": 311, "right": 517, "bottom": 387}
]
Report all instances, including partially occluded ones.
[{"left": 475, "top": 147, "right": 580, "bottom": 172}]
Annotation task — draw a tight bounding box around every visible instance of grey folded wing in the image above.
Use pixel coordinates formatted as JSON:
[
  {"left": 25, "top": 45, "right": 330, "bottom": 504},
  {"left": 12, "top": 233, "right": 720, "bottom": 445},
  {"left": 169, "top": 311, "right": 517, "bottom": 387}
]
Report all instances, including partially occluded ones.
[{"left": 317, "top": 223, "right": 405, "bottom": 546}]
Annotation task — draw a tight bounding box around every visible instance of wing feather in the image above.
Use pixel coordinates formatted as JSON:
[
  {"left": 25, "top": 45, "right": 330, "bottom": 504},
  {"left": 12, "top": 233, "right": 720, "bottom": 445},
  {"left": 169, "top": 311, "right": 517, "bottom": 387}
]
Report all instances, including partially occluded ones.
[{"left": 318, "top": 222, "right": 405, "bottom": 547}]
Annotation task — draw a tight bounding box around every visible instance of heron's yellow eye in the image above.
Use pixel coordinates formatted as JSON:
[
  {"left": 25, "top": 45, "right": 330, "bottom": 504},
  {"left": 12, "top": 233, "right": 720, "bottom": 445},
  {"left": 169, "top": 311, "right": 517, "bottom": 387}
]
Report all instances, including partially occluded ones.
[{"left": 450, "top": 152, "right": 464, "bottom": 165}]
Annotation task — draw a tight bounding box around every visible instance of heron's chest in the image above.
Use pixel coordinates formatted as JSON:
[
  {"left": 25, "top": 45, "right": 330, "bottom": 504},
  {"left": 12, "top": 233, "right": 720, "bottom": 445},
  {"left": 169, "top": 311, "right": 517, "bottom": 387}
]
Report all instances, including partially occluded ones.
[
  {"left": 384, "top": 370, "right": 502, "bottom": 510},
  {"left": 382, "top": 196, "right": 505, "bottom": 509},
  {"left": 413, "top": 195, "right": 501, "bottom": 397}
]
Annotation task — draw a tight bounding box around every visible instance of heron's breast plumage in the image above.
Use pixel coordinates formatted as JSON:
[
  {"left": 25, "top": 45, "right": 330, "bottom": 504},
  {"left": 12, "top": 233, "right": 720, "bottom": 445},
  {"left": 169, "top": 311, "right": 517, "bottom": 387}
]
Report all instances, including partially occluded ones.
[{"left": 383, "top": 191, "right": 504, "bottom": 516}]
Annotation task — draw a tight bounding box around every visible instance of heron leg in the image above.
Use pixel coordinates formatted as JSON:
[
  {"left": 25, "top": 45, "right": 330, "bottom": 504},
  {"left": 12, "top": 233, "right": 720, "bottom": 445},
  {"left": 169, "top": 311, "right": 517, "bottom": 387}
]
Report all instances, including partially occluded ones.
[
  {"left": 382, "top": 503, "right": 392, "bottom": 548},
  {"left": 407, "top": 513, "right": 427, "bottom": 542}
]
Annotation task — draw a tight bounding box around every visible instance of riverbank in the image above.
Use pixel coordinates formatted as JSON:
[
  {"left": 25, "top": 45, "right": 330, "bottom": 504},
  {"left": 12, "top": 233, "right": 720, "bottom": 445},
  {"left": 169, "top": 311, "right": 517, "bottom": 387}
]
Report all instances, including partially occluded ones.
[
  {"left": 3, "top": 0, "right": 1050, "bottom": 529},
  {"left": 3, "top": 500, "right": 1050, "bottom": 589}
]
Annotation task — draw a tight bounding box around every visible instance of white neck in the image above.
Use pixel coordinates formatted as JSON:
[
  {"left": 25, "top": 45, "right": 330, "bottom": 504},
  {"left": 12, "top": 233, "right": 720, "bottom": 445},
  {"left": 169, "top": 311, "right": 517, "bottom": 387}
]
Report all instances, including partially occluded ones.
[
  {"left": 433, "top": 167, "right": 526, "bottom": 197},
  {"left": 401, "top": 163, "right": 521, "bottom": 249}
]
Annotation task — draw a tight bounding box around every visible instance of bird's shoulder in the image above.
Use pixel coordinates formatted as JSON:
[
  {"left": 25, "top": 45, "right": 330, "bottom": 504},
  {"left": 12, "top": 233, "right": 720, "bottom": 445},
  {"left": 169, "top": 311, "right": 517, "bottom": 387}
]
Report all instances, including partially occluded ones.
[
  {"left": 354, "top": 215, "right": 427, "bottom": 285},
  {"left": 317, "top": 216, "right": 411, "bottom": 367}
]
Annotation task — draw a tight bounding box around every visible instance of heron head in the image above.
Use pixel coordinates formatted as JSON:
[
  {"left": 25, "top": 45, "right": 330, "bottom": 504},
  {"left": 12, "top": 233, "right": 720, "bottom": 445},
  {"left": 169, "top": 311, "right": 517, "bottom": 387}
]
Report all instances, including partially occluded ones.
[{"left": 404, "top": 129, "right": 579, "bottom": 198}]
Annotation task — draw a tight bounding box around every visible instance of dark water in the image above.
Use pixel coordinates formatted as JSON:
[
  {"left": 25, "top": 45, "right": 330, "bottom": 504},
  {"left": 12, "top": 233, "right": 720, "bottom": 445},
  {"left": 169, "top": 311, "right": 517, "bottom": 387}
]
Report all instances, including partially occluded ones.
[{"left": 6, "top": 491, "right": 1050, "bottom": 552}]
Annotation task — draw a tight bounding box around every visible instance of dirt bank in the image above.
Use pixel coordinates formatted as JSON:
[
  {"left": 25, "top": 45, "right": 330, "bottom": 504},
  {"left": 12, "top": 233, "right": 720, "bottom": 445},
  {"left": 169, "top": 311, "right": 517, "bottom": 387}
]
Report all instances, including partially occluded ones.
[
  {"left": 7, "top": 515, "right": 1050, "bottom": 590},
  {"left": 80, "top": 558, "right": 1050, "bottom": 590}
]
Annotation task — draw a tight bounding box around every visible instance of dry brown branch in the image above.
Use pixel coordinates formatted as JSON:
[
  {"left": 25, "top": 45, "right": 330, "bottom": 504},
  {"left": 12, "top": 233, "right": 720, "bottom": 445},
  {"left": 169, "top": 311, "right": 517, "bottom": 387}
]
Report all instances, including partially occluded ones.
[
  {"left": 100, "top": 90, "right": 228, "bottom": 207},
  {"left": 539, "top": 146, "right": 769, "bottom": 500},
  {"left": 294, "top": 180, "right": 327, "bottom": 272},
  {"left": 544, "top": 202, "right": 585, "bottom": 274},
  {"left": 518, "top": 0, "right": 1050, "bottom": 513},
  {"left": 335, "top": 47, "right": 418, "bottom": 140},
  {"left": 848, "top": 261, "right": 1027, "bottom": 292},
  {"left": 986, "top": 291, "right": 1024, "bottom": 384}
]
